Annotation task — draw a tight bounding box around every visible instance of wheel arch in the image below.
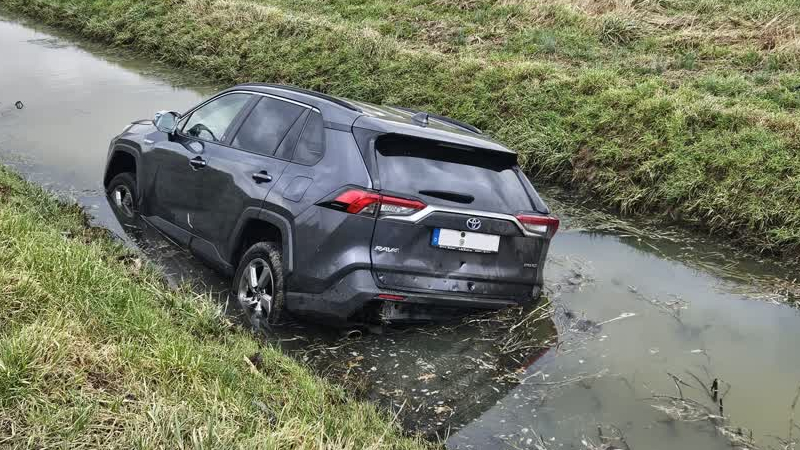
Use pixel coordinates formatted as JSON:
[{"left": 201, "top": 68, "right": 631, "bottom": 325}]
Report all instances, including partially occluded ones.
[
  {"left": 104, "top": 144, "right": 140, "bottom": 188},
  {"left": 228, "top": 207, "right": 294, "bottom": 275}
]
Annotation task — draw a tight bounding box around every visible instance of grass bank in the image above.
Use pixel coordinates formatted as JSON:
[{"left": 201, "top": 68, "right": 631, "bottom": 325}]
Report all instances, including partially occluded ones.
[
  {"left": 0, "top": 165, "right": 427, "bottom": 448},
  {"left": 4, "top": 0, "right": 800, "bottom": 255}
]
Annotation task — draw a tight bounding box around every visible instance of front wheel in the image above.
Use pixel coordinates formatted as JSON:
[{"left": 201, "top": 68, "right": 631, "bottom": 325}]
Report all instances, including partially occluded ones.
[
  {"left": 233, "top": 242, "right": 285, "bottom": 326},
  {"left": 106, "top": 172, "right": 138, "bottom": 226}
]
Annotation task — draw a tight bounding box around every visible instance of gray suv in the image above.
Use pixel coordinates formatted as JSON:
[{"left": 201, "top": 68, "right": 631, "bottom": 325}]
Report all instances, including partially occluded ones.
[{"left": 104, "top": 84, "right": 558, "bottom": 325}]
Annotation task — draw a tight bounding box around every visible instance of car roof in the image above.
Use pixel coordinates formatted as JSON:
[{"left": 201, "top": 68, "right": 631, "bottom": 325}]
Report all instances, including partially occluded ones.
[{"left": 228, "top": 83, "right": 515, "bottom": 155}]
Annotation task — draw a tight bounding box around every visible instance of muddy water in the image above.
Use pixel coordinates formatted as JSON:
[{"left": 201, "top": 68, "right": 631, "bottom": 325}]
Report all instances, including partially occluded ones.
[
  {"left": 2, "top": 13, "right": 800, "bottom": 450},
  {"left": 0, "top": 13, "right": 224, "bottom": 289}
]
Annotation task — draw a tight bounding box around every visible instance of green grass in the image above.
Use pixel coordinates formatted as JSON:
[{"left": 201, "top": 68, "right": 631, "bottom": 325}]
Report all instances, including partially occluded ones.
[
  {"left": 3, "top": 0, "right": 800, "bottom": 255},
  {"left": 0, "top": 166, "right": 428, "bottom": 448}
]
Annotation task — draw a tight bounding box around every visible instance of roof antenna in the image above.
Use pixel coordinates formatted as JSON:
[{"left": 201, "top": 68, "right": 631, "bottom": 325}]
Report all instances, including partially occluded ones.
[{"left": 412, "top": 112, "right": 429, "bottom": 127}]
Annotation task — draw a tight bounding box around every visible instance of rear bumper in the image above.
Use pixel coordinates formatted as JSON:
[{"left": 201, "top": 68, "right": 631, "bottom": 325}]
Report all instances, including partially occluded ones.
[{"left": 285, "top": 269, "right": 540, "bottom": 325}]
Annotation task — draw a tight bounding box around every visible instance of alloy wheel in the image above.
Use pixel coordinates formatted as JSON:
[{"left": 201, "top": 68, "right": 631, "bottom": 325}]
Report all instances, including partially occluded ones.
[
  {"left": 237, "top": 258, "right": 274, "bottom": 319},
  {"left": 112, "top": 185, "right": 135, "bottom": 218}
]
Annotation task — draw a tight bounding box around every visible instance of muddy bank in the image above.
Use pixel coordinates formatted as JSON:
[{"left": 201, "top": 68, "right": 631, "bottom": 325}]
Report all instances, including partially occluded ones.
[{"left": 0, "top": 168, "right": 430, "bottom": 449}]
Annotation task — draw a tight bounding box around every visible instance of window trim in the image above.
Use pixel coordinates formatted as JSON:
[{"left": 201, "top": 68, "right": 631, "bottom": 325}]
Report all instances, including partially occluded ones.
[{"left": 177, "top": 90, "right": 315, "bottom": 153}]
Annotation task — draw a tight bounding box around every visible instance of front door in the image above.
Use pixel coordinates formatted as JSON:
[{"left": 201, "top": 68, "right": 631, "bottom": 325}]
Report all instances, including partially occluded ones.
[{"left": 144, "top": 92, "right": 253, "bottom": 243}]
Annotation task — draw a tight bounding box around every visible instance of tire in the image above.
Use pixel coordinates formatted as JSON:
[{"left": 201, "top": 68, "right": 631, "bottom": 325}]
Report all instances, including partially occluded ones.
[
  {"left": 233, "top": 242, "right": 285, "bottom": 325},
  {"left": 106, "top": 172, "right": 138, "bottom": 226}
]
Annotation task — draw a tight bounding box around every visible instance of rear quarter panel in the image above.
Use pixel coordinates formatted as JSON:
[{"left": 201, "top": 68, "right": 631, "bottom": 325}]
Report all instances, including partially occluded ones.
[{"left": 268, "top": 128, "right": 375, "bottom": 292}]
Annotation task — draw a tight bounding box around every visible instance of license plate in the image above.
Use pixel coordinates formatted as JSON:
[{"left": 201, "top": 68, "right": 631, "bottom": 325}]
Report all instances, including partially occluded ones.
[{"left": 431, "top": 228, "right": 500, "bottom": 253}]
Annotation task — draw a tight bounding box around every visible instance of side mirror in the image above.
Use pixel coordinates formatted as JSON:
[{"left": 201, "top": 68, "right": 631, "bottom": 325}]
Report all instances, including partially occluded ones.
[{"left": 154, "top": 110, "right": 180, "bottom": 134}]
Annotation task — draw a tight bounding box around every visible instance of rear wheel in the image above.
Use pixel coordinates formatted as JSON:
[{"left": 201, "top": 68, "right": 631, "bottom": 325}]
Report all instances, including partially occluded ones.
[
  {"left": 234, "top": 242, "right": 285, "bottom": 326},
  {"left": 106, "top": 172, "right": 138, "bottom": 225}
]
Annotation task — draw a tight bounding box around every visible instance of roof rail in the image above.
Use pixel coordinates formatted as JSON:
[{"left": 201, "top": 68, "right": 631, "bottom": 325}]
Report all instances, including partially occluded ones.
[
  {"left": 240, "top": 83, "right": 362, "bottom": 112},
  {"left": 393, "top": 106, "right": 482, "bottom": 134}
]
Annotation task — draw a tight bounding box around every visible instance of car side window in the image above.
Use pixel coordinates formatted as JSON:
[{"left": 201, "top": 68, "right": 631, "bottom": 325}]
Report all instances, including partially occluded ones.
[
  {"left": 292, "top": 110, "right": 325, "bottom": 165},
  {"left": 181, "top": 93, "right": 250, "bottom": 143},
  {"left": 232, "top": 97, "right": 306, "bottom": 156}
]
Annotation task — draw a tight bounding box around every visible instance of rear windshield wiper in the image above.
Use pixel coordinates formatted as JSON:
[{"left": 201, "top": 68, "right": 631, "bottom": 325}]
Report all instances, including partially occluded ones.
[{"left": 419, "top": 190, "right": 474, "bottom": 204}]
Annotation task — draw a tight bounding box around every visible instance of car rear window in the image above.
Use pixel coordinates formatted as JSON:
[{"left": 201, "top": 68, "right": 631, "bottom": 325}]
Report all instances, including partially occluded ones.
[{"left": 375, "top": 135, "right": 533, "bottom": 214}]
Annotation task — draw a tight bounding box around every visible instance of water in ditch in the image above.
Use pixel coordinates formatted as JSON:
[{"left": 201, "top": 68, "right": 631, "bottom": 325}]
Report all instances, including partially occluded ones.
[{"left": 2, "top": 13, "right": 800, "bottom": 449}]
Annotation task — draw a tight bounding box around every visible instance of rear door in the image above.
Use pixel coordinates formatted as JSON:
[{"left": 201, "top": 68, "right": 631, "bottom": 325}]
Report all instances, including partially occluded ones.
[
  {"left": 188, "top": 95, "right": 309, "bottom": 259},
  {"left": 263, "top": 108, "right": 323, "bottom": 220},
  {"left": 369, "top": 135, "right": 551, "bottom": 300}
]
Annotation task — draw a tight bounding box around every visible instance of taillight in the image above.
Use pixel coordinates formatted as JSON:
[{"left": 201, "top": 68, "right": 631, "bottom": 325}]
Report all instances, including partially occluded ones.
[
  {"left": 334, "top": 190, "right": 381, "bottom": 215},
  {"left": 378, "top": 195, "right": 426, "bottom": 216},
  {"left": 516, "top": 214, "right": 559, "bottom": 238},
  {"left": 332, "top": 189, "right": 425, "bottom": 217}
]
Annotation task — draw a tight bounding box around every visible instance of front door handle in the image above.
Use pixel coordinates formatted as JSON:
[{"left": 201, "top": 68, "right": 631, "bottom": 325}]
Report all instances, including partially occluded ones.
[
  {"left": 252, "top": 171, "right": 273, "bottom": 184},
  {"left": 189, "top": 156, "right": 207, "bottom": 169}
]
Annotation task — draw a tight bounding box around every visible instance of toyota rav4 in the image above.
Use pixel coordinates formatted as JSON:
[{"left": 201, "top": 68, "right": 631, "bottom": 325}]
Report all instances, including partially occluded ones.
[{"left": 104, "top": 84, "right": 558, "bottom": 325}]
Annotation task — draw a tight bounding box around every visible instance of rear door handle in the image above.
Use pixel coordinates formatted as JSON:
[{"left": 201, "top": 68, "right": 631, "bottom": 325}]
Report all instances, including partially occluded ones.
[
  {"left": 189, "top": 156, "right": 207, "bottom": 169},
  {"left": 252, "top": 171, "right": 272, "bottom": 184}
]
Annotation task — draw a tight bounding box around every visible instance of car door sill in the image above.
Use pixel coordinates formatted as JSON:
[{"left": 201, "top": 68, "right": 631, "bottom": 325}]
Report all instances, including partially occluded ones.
[
  {"left": 142, "top": 215, "right": 192, "bottom": 247},
  {"left": 141, "top": 215, "right": 234, "bottom": 276}
]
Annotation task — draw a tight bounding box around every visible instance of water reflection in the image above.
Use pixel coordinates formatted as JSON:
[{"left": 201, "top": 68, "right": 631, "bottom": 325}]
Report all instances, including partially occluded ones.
[{"left": 450, "top": 221, "right": 800, "bottom": 449}]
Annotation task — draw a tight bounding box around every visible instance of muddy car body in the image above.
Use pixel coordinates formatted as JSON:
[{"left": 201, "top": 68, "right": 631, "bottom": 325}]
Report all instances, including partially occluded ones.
[{"left": 103, "top": 84, "right": 557, "bottom": 324}]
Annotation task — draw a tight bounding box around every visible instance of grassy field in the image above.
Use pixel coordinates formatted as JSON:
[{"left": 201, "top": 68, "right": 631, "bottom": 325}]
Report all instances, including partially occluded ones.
[
  {"left": 0, "top": 165, "right": 427, "bottom": 448},
  {"left": 3, "top": 0, "right": 800, "bottom": 255}
]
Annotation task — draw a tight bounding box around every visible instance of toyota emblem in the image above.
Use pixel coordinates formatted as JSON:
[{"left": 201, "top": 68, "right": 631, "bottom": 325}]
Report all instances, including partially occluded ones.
[{"left": 466, "top": 217, "right": 482, "bottom": 230}]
